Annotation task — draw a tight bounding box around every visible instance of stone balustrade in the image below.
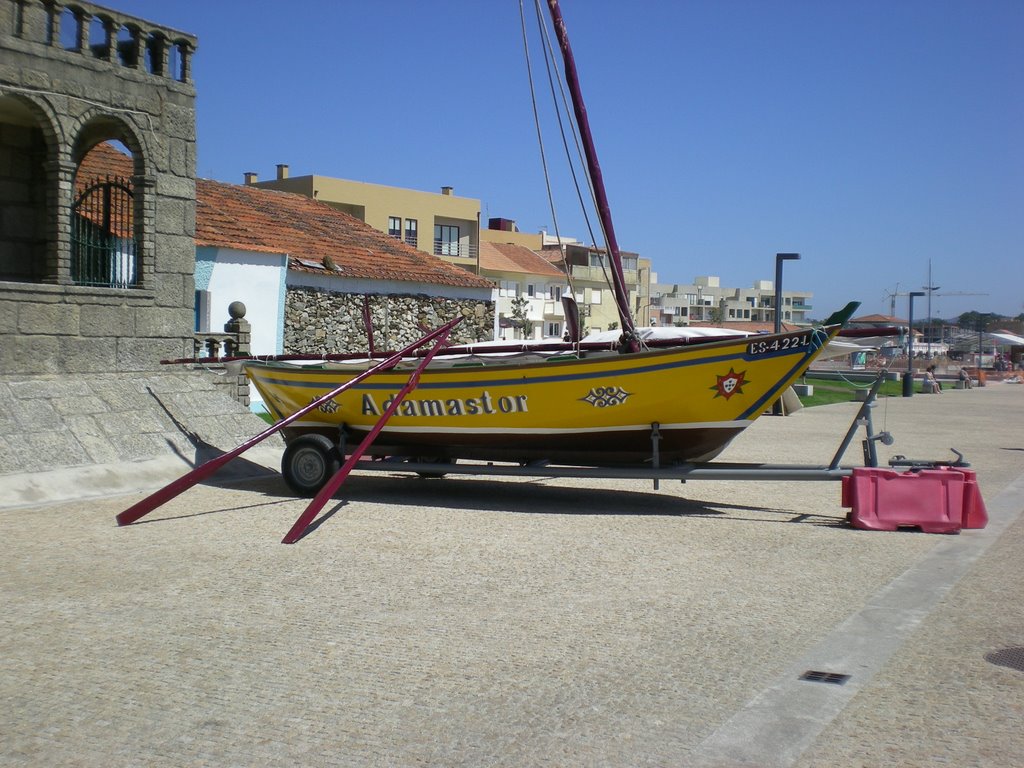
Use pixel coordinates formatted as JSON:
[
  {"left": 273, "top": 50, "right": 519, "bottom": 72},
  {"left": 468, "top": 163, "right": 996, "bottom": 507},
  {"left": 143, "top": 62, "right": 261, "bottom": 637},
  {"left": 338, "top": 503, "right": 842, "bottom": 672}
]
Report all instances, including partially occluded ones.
[
  {"left": 191, "top": 301, "right": 250, "bottom": 361},
  {"left": 5, "top": 0, "right": 197, "bottom": 83}
]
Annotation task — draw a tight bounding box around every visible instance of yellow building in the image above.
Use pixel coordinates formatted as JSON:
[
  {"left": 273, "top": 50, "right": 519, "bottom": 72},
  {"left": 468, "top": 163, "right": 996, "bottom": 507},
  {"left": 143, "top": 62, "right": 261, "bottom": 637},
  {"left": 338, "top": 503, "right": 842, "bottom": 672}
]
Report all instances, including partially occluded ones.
[{"left": 250, "top": 165, "right": 482, "bottom": 272}]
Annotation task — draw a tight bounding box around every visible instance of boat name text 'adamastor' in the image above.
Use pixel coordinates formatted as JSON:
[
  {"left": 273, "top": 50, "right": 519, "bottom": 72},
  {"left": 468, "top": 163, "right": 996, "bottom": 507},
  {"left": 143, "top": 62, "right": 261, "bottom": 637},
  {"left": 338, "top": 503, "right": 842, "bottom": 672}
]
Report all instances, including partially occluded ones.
[{"left": 361, "top": 391, "right": 529, "bottom": 417}]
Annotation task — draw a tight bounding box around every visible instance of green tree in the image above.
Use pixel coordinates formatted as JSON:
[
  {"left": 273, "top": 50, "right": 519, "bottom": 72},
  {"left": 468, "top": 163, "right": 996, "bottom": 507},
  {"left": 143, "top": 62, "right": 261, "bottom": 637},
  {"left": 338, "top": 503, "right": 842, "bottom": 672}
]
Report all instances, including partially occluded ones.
[
  {"left": 958, "top": 311, "right": 1001, "bottom": 332},
  {"left": 510, "top": 296, "right": 533, "bottom": 339}
]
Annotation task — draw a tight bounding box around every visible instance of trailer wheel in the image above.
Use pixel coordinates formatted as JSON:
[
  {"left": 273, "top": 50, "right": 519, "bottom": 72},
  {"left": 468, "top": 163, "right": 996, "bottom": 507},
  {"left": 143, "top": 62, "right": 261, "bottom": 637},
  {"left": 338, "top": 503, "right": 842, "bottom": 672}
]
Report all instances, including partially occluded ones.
[{"left": 282, "top": 435, "right": 341, "bottom": 497}]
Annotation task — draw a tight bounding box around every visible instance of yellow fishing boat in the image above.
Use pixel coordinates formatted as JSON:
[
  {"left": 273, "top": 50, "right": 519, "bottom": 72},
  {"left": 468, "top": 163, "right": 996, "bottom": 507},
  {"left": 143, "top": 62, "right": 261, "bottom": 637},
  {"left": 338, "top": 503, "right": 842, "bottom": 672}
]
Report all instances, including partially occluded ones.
[{"left": 245, "top": 302, "right": 856, "bottom": 491}]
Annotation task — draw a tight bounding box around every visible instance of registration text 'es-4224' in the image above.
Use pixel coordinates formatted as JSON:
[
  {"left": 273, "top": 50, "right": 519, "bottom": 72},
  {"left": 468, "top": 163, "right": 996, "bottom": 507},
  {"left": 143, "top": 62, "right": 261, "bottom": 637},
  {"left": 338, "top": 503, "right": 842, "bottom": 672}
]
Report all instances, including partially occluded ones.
[{"left": 746, "top": 333, "right": 813, "bottom": 356}]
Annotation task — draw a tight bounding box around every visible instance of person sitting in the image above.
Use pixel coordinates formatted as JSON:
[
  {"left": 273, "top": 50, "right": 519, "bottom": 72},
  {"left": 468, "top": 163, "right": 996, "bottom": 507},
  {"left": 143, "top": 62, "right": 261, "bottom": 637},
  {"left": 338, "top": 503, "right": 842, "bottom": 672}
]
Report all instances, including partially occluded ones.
[
  {"left": 958, "top": 367, "right": 974, "bottom": 389},
  {"left": 923, "top": 365, "right": 942, "bottom": 394}
]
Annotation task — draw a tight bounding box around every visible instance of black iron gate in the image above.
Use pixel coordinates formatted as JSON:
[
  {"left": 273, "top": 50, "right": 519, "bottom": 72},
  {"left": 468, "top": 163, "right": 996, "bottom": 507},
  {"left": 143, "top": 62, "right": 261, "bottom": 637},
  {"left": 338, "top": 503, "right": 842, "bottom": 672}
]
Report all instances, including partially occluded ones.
[{"left": 71, "top": 175, "right": 137, "bottom": 288}]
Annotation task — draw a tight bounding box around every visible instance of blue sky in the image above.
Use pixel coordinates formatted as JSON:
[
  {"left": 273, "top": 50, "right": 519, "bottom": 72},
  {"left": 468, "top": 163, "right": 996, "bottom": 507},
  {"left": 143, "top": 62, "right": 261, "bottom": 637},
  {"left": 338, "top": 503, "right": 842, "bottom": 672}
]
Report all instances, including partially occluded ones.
[{"left": 116, "top": 0, "right": 1021, "bottom": 321}]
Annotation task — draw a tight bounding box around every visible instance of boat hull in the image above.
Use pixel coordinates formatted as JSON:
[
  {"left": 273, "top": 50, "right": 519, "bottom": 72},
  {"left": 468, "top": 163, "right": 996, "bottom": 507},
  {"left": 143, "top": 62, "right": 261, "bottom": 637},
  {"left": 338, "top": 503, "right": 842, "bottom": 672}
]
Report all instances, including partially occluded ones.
[{"left": 245, "top": 324, "right": 839, "bottom": 466}]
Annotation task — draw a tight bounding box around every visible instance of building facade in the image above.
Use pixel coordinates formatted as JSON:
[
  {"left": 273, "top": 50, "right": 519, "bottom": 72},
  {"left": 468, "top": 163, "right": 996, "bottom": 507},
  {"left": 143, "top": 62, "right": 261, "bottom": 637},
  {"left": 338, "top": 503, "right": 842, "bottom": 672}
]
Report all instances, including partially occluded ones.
[
  {"left": 650, "top": 276, "right": 813, "bottom": 327},
  {"left": 543, "top": 244, "right": 651, "bottom": 333},
  {"left": 479, "top": 241, "right": 567, "bottom": 340}
]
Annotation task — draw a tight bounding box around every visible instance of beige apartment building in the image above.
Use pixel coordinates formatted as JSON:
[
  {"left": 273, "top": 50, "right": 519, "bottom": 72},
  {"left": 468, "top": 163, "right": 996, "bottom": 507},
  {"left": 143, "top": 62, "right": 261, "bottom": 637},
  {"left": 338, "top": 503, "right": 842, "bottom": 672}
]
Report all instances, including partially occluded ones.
[{"left": 250, "top": 166, "right": 483, "bottom": 272}]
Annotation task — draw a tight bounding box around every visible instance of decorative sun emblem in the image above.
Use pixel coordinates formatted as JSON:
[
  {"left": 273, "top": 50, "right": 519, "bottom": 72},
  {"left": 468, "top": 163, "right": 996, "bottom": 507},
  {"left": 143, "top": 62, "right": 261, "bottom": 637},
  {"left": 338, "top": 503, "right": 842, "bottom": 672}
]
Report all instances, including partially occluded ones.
[
  {"left": 313, "top": 395, "right": 340, "bottom": 414},
  {"left": 711, "top": 368, "right": 749, "bottom": 400},
  {"left": 581, "top": 386, "right": 632, "bottom": 408}
]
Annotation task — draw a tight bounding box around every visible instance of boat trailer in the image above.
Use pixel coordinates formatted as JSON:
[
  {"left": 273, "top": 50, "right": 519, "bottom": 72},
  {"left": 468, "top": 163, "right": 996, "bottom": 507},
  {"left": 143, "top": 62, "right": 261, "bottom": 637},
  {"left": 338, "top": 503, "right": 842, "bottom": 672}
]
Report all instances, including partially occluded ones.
[
  {"left": 116, "top": 339, "right": 986, "bottom": 543},
  {"left": 347, "top": 371, "right": 906, "bottom": 488}
]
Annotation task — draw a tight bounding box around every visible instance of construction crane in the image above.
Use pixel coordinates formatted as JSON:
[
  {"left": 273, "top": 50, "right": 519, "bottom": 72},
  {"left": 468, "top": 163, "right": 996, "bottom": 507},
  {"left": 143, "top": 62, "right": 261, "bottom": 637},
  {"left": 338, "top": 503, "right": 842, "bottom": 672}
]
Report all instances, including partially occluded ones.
[{"left": 882, "top": 285, "right": 906, "bottom": 318}]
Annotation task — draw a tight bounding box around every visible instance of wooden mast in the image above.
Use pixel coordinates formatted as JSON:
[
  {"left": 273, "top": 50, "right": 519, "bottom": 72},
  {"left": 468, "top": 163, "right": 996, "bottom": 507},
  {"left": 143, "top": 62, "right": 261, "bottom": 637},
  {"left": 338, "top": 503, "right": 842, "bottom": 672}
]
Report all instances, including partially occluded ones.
[{"left": 545, "top": 0, "right": 638, "bottom": 352}]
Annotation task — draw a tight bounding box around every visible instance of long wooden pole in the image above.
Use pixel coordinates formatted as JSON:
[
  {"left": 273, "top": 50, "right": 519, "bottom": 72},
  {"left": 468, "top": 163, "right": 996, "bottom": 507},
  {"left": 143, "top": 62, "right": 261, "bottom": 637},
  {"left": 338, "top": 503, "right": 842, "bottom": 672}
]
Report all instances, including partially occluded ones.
[
  {"left": 115, "top": 317, "right": 463, "bottom": 527},
  {"left": 545, "top": 0, "right": 637, "bottom": 350},
  {"left": 280, "top": 322, "right": 458, "bottom": 544}
]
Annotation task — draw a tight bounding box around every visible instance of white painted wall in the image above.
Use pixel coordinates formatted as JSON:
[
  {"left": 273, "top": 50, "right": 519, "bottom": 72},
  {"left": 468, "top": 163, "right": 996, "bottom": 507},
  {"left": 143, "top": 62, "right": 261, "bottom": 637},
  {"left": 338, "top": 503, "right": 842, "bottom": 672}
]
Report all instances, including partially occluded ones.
[{"left": 196, "top": 247, "right": 287, "bottom": 355}]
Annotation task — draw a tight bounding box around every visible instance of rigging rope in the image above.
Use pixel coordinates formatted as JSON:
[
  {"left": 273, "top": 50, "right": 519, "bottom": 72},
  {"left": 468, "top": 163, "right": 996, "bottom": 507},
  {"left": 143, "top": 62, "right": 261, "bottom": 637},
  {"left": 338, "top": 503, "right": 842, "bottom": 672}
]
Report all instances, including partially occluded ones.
[
  {"left": 532, "top": 0, "right": 601, "bottom": 254},
  {"left": 518, "top": 0, "right": 574, "bottom": 297},
  {"left": 522, "top": 0, "right": 642, "bottom": 342},
  {"left": 533, "top": 0, "right": 632, "bottom": 340}
]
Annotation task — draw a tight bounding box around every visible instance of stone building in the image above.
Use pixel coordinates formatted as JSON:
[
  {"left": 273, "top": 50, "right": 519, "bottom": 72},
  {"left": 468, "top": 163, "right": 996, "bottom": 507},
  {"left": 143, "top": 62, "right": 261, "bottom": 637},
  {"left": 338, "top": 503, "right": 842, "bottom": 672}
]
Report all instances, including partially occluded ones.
[
  {"left": 1, "top": 0, "right": 198, "bottom": 374},
  {"left": 0, "top": 1, "right": 269, "bottom": 504}
]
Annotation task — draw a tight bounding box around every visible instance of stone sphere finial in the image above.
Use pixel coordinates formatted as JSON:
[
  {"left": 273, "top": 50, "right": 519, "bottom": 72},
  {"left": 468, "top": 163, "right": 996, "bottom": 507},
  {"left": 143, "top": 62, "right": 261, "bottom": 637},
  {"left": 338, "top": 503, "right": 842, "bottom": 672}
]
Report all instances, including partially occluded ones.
[{"left": 228, "top": 301, "right": 247, "bottom": 319}]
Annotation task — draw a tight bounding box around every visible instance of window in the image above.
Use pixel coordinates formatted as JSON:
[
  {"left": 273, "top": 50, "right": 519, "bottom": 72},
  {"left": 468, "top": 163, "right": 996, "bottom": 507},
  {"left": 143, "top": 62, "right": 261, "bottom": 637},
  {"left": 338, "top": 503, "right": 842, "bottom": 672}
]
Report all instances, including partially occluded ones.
[
  {"left": 546, "top": 322, "right": 561, "bottom": 337},
  {"left": 388, "top": 216, "right": 401, "bottom": 239},
  {"left": 526, "top": 283, "right": 536, "bottom": 298},
  {"left": 71, "top": 175, "right": 137, "bottom": 287},
  {"left": 434, "top": 224, "right": 460, "bottom": 256},
  {"left": 589, "top": 252, "right": 605, "bottom": 268},
  {"left": 589, "top": 288, "right": 603, "bottom": 304},
  {"left": 549, "top": 285, "right": 562, "bottom": 301},
  {"left": 499, "top": 280, "right": 520, "bottom": 297},
  {"left": 404, "top": 218, "right": 417, "bottom": 247},
  {"left": 622, "top": 256, "right": 638, "bottom": 271}
]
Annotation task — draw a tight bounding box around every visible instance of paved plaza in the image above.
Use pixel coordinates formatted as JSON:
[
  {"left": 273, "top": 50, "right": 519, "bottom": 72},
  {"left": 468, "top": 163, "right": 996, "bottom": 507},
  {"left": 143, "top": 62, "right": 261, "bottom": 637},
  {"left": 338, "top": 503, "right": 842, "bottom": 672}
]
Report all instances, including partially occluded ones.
[{"left": 1, "top": 383, "right": 1022, "bottom": 766}]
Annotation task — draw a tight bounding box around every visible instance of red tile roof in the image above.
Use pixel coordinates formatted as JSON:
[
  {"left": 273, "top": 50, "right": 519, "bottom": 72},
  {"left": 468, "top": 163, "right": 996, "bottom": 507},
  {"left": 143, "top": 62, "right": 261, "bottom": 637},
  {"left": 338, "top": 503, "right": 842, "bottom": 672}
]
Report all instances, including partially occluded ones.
[
  {"left": 195, "top": 180, "right": 492, "bottom": 288},
  {"left": 479, "top": 241, "right": 565, "bottom": 278},
  {"left": 852, "top": 314, "right": 905, "bottom": 324},
  {"left": 78, "top": 142, "right": 492, "bottom": 290}
]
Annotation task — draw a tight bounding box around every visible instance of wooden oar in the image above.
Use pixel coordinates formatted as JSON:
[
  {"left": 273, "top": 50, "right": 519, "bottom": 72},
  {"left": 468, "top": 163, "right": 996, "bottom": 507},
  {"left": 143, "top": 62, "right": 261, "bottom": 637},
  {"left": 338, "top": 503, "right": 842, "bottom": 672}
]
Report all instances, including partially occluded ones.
[
  {"left": 280, "top": 322, "right": 457, "bottom": 544},
  {"left": 116, "top": 317, "right": 463, "bottom": 527}
]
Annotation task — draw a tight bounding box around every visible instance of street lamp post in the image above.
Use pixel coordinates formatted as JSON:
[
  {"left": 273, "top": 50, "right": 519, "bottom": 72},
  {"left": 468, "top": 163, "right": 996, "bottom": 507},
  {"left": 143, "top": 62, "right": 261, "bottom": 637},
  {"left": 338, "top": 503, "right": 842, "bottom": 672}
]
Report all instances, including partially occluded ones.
[
  {"left": 774, "top": 253, "right": 800, "bottom": 335},
  {"left": 924, "top": 259, "right": 939, "bottom": 358},
  {"left": 904, "top": 291, "right": 925, "bottom": 397},
  {"left": 773, "top": 252, "right": 800, "bottom": 414}
]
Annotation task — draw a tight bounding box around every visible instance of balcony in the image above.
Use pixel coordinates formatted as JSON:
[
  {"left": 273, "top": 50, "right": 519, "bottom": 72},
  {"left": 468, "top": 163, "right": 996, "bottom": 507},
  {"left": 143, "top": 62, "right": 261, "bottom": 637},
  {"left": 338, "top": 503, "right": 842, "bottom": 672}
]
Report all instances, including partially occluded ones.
[
  {"left": 570, "top": 265, "right": 639, "bottom": 284},
  {"left": 433, "top": 241, "right": 478, "bottom": 260}
]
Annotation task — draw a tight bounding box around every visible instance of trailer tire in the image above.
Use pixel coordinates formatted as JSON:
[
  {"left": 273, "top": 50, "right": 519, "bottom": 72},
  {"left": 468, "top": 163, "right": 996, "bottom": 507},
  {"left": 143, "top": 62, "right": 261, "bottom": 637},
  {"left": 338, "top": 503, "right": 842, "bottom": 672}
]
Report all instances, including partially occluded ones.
[{"left": 282, "top": 434, "right": 341, "bottom": 497}]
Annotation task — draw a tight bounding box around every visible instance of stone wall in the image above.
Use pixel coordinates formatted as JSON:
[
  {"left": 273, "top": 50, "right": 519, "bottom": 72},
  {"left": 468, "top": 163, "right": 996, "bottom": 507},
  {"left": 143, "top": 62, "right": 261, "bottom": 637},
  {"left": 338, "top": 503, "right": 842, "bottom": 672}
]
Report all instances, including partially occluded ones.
[
  {"left": 0, "top": 369, "right": 280, "bottom": 509},
  {"left": 285, "top": 287, "right": 494, "bottom": 355}
]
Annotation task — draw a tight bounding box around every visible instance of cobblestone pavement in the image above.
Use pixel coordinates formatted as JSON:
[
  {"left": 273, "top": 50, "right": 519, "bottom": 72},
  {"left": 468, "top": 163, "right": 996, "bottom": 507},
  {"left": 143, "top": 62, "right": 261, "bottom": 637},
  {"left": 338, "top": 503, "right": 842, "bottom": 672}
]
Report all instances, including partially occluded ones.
[{"left": 1, "top": 383, "right": 1021, "bottom": 766}]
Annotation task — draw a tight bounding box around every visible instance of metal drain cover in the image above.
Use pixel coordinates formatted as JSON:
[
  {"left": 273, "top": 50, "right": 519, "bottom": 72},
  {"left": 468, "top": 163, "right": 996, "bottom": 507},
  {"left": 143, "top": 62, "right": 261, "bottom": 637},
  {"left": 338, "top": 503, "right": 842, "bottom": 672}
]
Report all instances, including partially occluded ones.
[
  {"left": 985, "top": 647, "right": 1024, "bottom": 672},
  {"left": 799, "top": 670, "right": 851, "bottom": 685}
]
